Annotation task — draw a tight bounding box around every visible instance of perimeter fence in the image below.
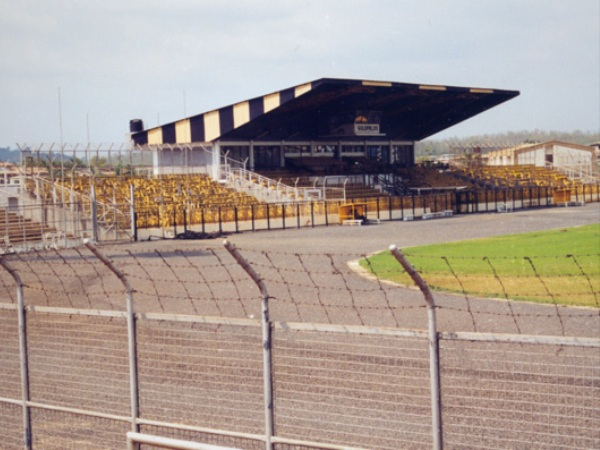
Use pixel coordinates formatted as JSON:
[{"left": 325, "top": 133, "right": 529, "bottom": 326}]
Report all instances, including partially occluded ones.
[
  {"left": 136, "top": 183, "right": 600, "bottom": 238},
  {"left": 4, "top": 173, "right": 600, "bottom": 252},
  {"left": 0, "top": 241, "right": 598, "bottom": 449}
]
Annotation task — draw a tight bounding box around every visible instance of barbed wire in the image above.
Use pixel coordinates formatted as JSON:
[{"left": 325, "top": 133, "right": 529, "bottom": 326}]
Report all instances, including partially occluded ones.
[
  {"left": 524, "top": 256, "right": 566, "bottom": 336},
  {"left": 483, "top": 257, "right": 522, "bottom": 334},
  {"left": 442, "top": 256, "right": 478, "bottom": 332},
  {"left": 0, "top": 244, "right": 597, "bottom": 336},
  {"left": 568, "top": 254, "right": 600, "bottom": 311}
]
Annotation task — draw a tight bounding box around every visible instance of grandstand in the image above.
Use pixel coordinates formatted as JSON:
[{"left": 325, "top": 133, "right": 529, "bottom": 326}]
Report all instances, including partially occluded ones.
[
  {"left": 453, "top": 164, "right": 576, "bottom": 189},
  {"left": 5, "top": 155, "right": 598, "bottom": 250},
  {"left": 130, "top": 78, "right": 519, "bottom": 176},
  {"left": 483, "top": 141, "right": 597, "bottom": 183}
]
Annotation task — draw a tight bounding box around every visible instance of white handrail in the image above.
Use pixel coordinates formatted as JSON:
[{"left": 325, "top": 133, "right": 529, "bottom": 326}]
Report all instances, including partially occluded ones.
[{"left": 227, "top": 168, "right": 339, "bottom": 203}]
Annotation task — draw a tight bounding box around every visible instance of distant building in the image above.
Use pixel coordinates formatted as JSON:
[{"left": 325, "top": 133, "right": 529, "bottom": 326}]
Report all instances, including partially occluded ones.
[{"left": 484, "top": 140, "right": 596, "bottom": 180}]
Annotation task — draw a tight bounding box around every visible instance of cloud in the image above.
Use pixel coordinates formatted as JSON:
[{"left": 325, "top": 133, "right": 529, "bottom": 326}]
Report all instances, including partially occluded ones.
[{"left": 0, "top": 0, "right": 597, "bottom": 145}]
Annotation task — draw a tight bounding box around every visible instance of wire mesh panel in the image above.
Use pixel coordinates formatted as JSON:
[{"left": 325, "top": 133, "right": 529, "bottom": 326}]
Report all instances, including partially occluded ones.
[
  {"left": 440, "top": 339, "right": 600, "bottom": 449},
  {"left": 137, "top": 318, "right": 265, "bottom": 435},
  {"left": 272, "top": 327, "right": 432, "bottom": 449},
  {"left": 0, "top": 308, "right": 20, "bottom": 400},
  {"left": 30, "top": 408, "right": 129, "bottom": 449},
  {"left": 0, "top": 401, "right": 23, "bottom": 450},
  {"left": 26, "top": 311, "right": 130, "bottom": 416}
]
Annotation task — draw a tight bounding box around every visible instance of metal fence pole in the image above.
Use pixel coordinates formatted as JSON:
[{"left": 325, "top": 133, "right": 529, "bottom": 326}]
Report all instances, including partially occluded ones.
[
  {"left": 389, "top": 245, "right": 443, "bottom": 450},
  {"left": 223, "top": 240, "right": 274, "bottom": 450},
  {"left": 83, "top": 241, "right": 140, "bottom": 442},
  {"left": 130, "top": 184, "right": 137, "bottom": 242},
  {"left": 0, "top": 258, "right": 32, "bottom": 450},
  {"left": 90, "top": 183, "right": 98, "bottom": 243}
]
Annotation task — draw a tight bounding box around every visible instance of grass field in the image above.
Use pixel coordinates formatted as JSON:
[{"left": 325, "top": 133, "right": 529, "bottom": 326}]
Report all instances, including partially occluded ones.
[{"left": 361, "top": 224, "right": 600, "bottom": 307}]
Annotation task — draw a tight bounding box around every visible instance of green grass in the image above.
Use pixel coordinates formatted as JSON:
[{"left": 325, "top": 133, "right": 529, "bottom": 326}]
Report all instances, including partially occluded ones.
[{"left": 360, "top": 224, "right": 600, "bottom": 307}]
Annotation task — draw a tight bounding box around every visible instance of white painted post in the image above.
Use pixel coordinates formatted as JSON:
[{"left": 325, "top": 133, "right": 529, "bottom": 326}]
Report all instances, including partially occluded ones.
[{"left": 212, "top": 143, "right": 221, "bottom": 180}]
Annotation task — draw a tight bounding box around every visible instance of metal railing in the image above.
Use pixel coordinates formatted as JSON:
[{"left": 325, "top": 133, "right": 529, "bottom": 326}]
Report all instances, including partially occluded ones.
[
  {"left": 2, "top": 174, "right": 600, "bottom": 252},
  {"left": 226, "top": 168, "right": 344, "bottom": 203}
]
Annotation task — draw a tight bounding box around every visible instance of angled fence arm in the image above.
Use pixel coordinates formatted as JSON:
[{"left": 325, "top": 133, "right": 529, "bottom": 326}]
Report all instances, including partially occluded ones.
[
  {"left": 223, "top": 240, "right": 273, "bottom": 450},
  {"left": 83, "top": 241, "right": 140, "bottom": 440},
  {"left": 0, "top": 258, "right": 32, "bottom": 450},
  {"left": 389, "top": 245, "right": 443, "bottom": 450}
]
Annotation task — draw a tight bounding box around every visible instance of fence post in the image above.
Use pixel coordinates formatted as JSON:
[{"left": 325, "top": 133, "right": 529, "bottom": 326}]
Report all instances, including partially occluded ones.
[
  {"left": 83, "top": 241, "right": 140, "bottom": 443},
  {"left": 389, "top": 245, "right": 443, "bottom": 450},
  {"left": 90, "top": 183, "right": 99, "bottom": 243},
  {"left": 223, "top": 240, "right": 274, "bottom": 450},
  {"left": 130, "top": 184, "right": 137, "bottom": 242},
  {"left": 0, "top": 258, "right": 32, "bottom": 450}
]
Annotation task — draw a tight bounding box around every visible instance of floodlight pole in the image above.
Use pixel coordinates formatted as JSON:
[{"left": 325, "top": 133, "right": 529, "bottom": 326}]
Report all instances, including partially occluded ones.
[{"left": 389, "top": 245, "right": 443, "bottom": 450}]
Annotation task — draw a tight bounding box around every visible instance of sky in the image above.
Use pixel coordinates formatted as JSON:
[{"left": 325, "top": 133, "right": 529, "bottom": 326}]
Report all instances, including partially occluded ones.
[{"left": 1, "top": 0, "right": 598, "bottom": 148}]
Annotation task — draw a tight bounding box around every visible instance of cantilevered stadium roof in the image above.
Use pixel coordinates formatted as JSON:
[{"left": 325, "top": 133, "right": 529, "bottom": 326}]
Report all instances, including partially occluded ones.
[{"left": 131, "top": 78, "right": 519, "bottom": 146}]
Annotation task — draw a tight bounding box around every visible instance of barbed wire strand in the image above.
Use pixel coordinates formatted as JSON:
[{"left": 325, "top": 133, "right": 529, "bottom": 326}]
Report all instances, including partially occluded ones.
[
  {"left": 124, "top": 249, "right": 165, "bottom": 313},
  {"left": 483, "top": 257, "right": 522, "bottom": 334},
  {"left": 261, "top": 250, "right": 303, "bottom": 322},
  {"left": 20, "top": 251, "right": 61, "bottom": 307},
  {"left": 50, "top": 248, "right": 94, "bottom": 310},
  {"left": 155, "top": 249, "right": 199, "bottom": 316},
  {"left": 208, "top": 247, "right": 250, "bottom": 318},
  {"left": 295, "top": 253, "right": 333, "bottom": 324},
  {"left": 567, "top": 254, "right": 600, "bottom": 312},
  {"left": 442, "top": 256, "right": 478, "bottom": 332},
  {"left": 524, "top": 256, "right": 566, "bottom": 337},
  {"left": 0, "top": 258, "right": 17, "bottom": 303},
  {"left": 11, "top": 252, "right": 50, "bottom": 306},
  {"left": 72, "top": 246, "right": 119, "bottom": 311},
  {"left": 361, "top": 254, "right": 401, "bottom": 328},
  {"left": 326, "top": 253, "right": 364, "bottom": 326},
  {"left": 38, "top": 249, "right": 80, "bottom": 308},
  {"left": 177, "top": 249, "right": 224, "bottom": 318}
]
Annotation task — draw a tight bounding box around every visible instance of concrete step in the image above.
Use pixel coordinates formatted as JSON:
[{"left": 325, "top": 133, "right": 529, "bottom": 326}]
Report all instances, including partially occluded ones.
[{"left": 0, "top": 208, "right": 54, "bottom": 244}]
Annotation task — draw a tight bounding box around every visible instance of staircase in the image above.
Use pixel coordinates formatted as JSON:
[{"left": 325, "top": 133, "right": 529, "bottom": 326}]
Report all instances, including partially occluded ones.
[
  {"left": 226, "top": 168, "right": 336, "bottom": 202},
  {"left": 0, "top": 208, "right": 54, "bottom": 251}
]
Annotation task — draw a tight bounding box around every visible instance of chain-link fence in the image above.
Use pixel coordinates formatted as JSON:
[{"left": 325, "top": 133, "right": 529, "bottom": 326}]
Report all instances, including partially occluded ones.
[{"left": 0, "top": 237, "right": 598, "bottom": 449}]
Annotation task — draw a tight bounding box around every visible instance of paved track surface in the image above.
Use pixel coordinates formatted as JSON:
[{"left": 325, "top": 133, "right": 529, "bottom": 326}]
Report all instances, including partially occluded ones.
[{"left": 98, "top": 203, "right": 600, "bottom": 338}]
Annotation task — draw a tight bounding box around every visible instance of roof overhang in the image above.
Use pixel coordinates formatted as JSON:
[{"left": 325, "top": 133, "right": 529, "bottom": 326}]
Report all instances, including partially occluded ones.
[{"left": 131, "top": 78, "right": 519, "bottom": 146}]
